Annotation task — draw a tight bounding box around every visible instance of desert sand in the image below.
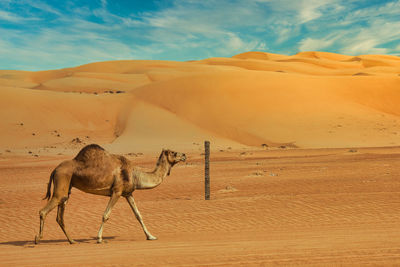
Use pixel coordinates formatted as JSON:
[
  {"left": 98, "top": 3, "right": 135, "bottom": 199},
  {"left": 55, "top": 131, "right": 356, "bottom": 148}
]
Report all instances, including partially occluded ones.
[
  {"left": 1, "top": 51, "right": 400, "bottom": 152},
  {"left": 1, "top": 51, "right": 400, "bottom": 266},
  {"left": 1, "top": 148, "right": 400, "bottom": 266}
]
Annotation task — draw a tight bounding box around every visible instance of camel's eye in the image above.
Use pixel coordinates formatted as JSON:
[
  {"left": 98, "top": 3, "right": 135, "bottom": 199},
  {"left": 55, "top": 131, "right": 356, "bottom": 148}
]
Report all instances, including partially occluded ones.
[{"left": 174, "top": 152, "right": 177, "bottom": 157}]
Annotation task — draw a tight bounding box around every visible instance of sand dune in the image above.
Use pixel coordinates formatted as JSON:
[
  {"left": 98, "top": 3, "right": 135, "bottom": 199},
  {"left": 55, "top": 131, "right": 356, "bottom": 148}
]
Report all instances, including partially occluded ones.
[
  {"left": 107, "top": 99, "right": 243, "bottom": 153},
  {"left": 0, "top": 86, "right": 124, "bottom": 149},
  {"left": 1, "top": 51, "right": 399, "bottom": 153}
]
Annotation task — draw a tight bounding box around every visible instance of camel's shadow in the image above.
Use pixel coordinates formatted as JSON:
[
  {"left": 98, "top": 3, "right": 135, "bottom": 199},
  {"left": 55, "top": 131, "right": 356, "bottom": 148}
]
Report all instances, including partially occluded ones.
[{"left": 0, "top": 236, "right": 116, "bottom": 247}]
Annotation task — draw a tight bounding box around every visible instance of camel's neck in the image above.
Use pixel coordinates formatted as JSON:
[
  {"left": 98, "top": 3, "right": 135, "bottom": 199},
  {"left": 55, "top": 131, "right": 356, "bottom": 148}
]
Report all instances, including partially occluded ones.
[{"left": 134, "top": 155, "right": 171, "bottom": 190}]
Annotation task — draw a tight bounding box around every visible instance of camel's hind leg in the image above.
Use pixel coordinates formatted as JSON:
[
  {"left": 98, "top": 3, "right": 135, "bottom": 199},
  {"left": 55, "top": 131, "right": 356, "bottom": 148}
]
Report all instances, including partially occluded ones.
[
  {"left": 35, "top": 169, "right": 72, "bottom": 244},
  {"left": 56, "top": 199, "right": 76, "bottom": 244},
  {"left": 35, "top": 198, "right": 59, "bottom": 244},
  {"left": 97, "top": 192, "right": 121, "bottom": 243}
]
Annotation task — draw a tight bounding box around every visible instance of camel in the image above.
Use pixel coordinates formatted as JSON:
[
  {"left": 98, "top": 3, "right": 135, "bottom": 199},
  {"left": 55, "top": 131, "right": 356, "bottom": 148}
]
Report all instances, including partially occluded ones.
[{"left": 34, "top": 144, "right": 186, "bottom": 244}]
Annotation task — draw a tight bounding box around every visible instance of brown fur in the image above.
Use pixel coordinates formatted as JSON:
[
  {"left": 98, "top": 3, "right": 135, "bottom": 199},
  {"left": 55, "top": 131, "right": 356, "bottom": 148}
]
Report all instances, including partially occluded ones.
[{"left": 35, "top": 144, "right": 186, "bottom": 244}]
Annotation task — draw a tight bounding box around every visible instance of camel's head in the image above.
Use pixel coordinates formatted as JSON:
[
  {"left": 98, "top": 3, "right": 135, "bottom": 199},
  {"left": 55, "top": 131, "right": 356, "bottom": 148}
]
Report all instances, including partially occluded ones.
[{"left": 163, "top": 149, "right": 186, "bottom": 165}]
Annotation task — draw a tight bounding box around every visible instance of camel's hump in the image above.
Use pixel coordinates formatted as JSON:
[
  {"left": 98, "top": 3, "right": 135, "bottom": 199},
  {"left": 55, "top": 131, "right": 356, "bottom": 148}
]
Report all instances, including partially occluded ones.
[{"left": 74, "top": 144, "right": 107, "bottom": 162}]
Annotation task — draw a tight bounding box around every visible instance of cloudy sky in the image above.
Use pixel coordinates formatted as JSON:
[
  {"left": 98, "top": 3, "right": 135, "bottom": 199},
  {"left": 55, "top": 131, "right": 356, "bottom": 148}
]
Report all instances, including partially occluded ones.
[{"left": 1, "top": 0, "right": 399, "bottom": 70}]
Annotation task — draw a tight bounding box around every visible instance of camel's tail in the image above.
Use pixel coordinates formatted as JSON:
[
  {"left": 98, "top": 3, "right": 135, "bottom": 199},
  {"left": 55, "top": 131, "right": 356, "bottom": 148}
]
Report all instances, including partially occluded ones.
[{"left": 43, "top": 170, "right": 55, "bottom": 201}]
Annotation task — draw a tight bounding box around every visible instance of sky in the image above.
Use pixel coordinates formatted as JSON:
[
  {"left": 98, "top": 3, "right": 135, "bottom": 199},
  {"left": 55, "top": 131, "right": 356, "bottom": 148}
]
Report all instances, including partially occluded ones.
[{"left": 0, "top": 0, "right": 399, "bottom": 70}]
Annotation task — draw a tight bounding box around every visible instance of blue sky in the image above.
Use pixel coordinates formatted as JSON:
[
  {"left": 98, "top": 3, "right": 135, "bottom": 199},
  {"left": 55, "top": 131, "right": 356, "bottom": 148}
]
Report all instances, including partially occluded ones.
[{"left": 0, "top": 0, "right": 399, "bottom": 70}]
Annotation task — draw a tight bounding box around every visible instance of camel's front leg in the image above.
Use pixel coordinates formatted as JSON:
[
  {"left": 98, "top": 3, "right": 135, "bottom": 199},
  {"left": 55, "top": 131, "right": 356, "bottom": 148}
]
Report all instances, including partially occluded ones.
[
  {"left": 126, "top": 195, "right": 157, "bottom": 240},
  {"left": 97, "top": 192, "right": 121, "bottom": 243}
]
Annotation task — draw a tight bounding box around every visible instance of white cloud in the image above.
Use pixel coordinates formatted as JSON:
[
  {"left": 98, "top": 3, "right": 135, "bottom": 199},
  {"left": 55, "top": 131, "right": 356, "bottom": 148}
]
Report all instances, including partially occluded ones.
[
  {"left": 339, "top": 20, "right": 400, "bottom": 55},
  {"left": 275, "top": 24, "right": 301, "bottom": 44},
  {"left": 299, "top": 37, "right": 334, "bottom": 51},
  {"left": 294, "top": 1, "right": 400, "bottom": 55},
  {"left": 261, "top": 0, "right": 343, "bottom": 24},
  {"left": 216, "top": 33, "right": 266, "bottom": 56},
  {"left": 299, "top": 0, "right": 345, "bottom": 23},
  {"left": 340, "top": 1, "right": 400, "bottom": 26},
  {"left": 343, "top": 39, "right": 388, "bottom": 55},
  {"left": 125, "top": 0, "right": 270, "bottom": 58},
  {"left": 299, "top": 1, "right": 324, "bottom": 23},
  {"left": 0, "top": 9, "right": 38, "bottom": 22},
  {"left": 24, "top": 0, "right": 61, "bottom": 15},
  {"left": 0, "top": 24, "right": 136, "bottom": 70},
  {"left": 0, "top": 10, "right": 20, "bottom": 22}
]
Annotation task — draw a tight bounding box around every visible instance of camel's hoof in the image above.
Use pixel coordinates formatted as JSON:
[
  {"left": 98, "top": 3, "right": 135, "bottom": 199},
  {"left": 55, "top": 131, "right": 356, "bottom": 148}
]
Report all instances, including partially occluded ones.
[
  {"left": 34, "top": 235, "right": 40, "bottom": 244},
  {"left": 97, "top": 239, "right": 103, "bottom": 244},
  {"left": 69, "top": 240, "right": 77, "bottom": 245},
  {"left": 147, "top": 236, "right": 157, "bottom": 240}
]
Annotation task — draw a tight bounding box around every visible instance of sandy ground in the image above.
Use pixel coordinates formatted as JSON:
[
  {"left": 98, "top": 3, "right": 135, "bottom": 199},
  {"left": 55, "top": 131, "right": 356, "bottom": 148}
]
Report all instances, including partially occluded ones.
[{"left": 1, "top": 146, "right": 400, "bottom": 266}]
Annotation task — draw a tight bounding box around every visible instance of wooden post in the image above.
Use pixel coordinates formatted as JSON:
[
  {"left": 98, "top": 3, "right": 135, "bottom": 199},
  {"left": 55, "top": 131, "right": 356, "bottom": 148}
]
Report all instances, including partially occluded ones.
[{"left": 205, "top": 141, "right": 210, "bottom": 200}]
